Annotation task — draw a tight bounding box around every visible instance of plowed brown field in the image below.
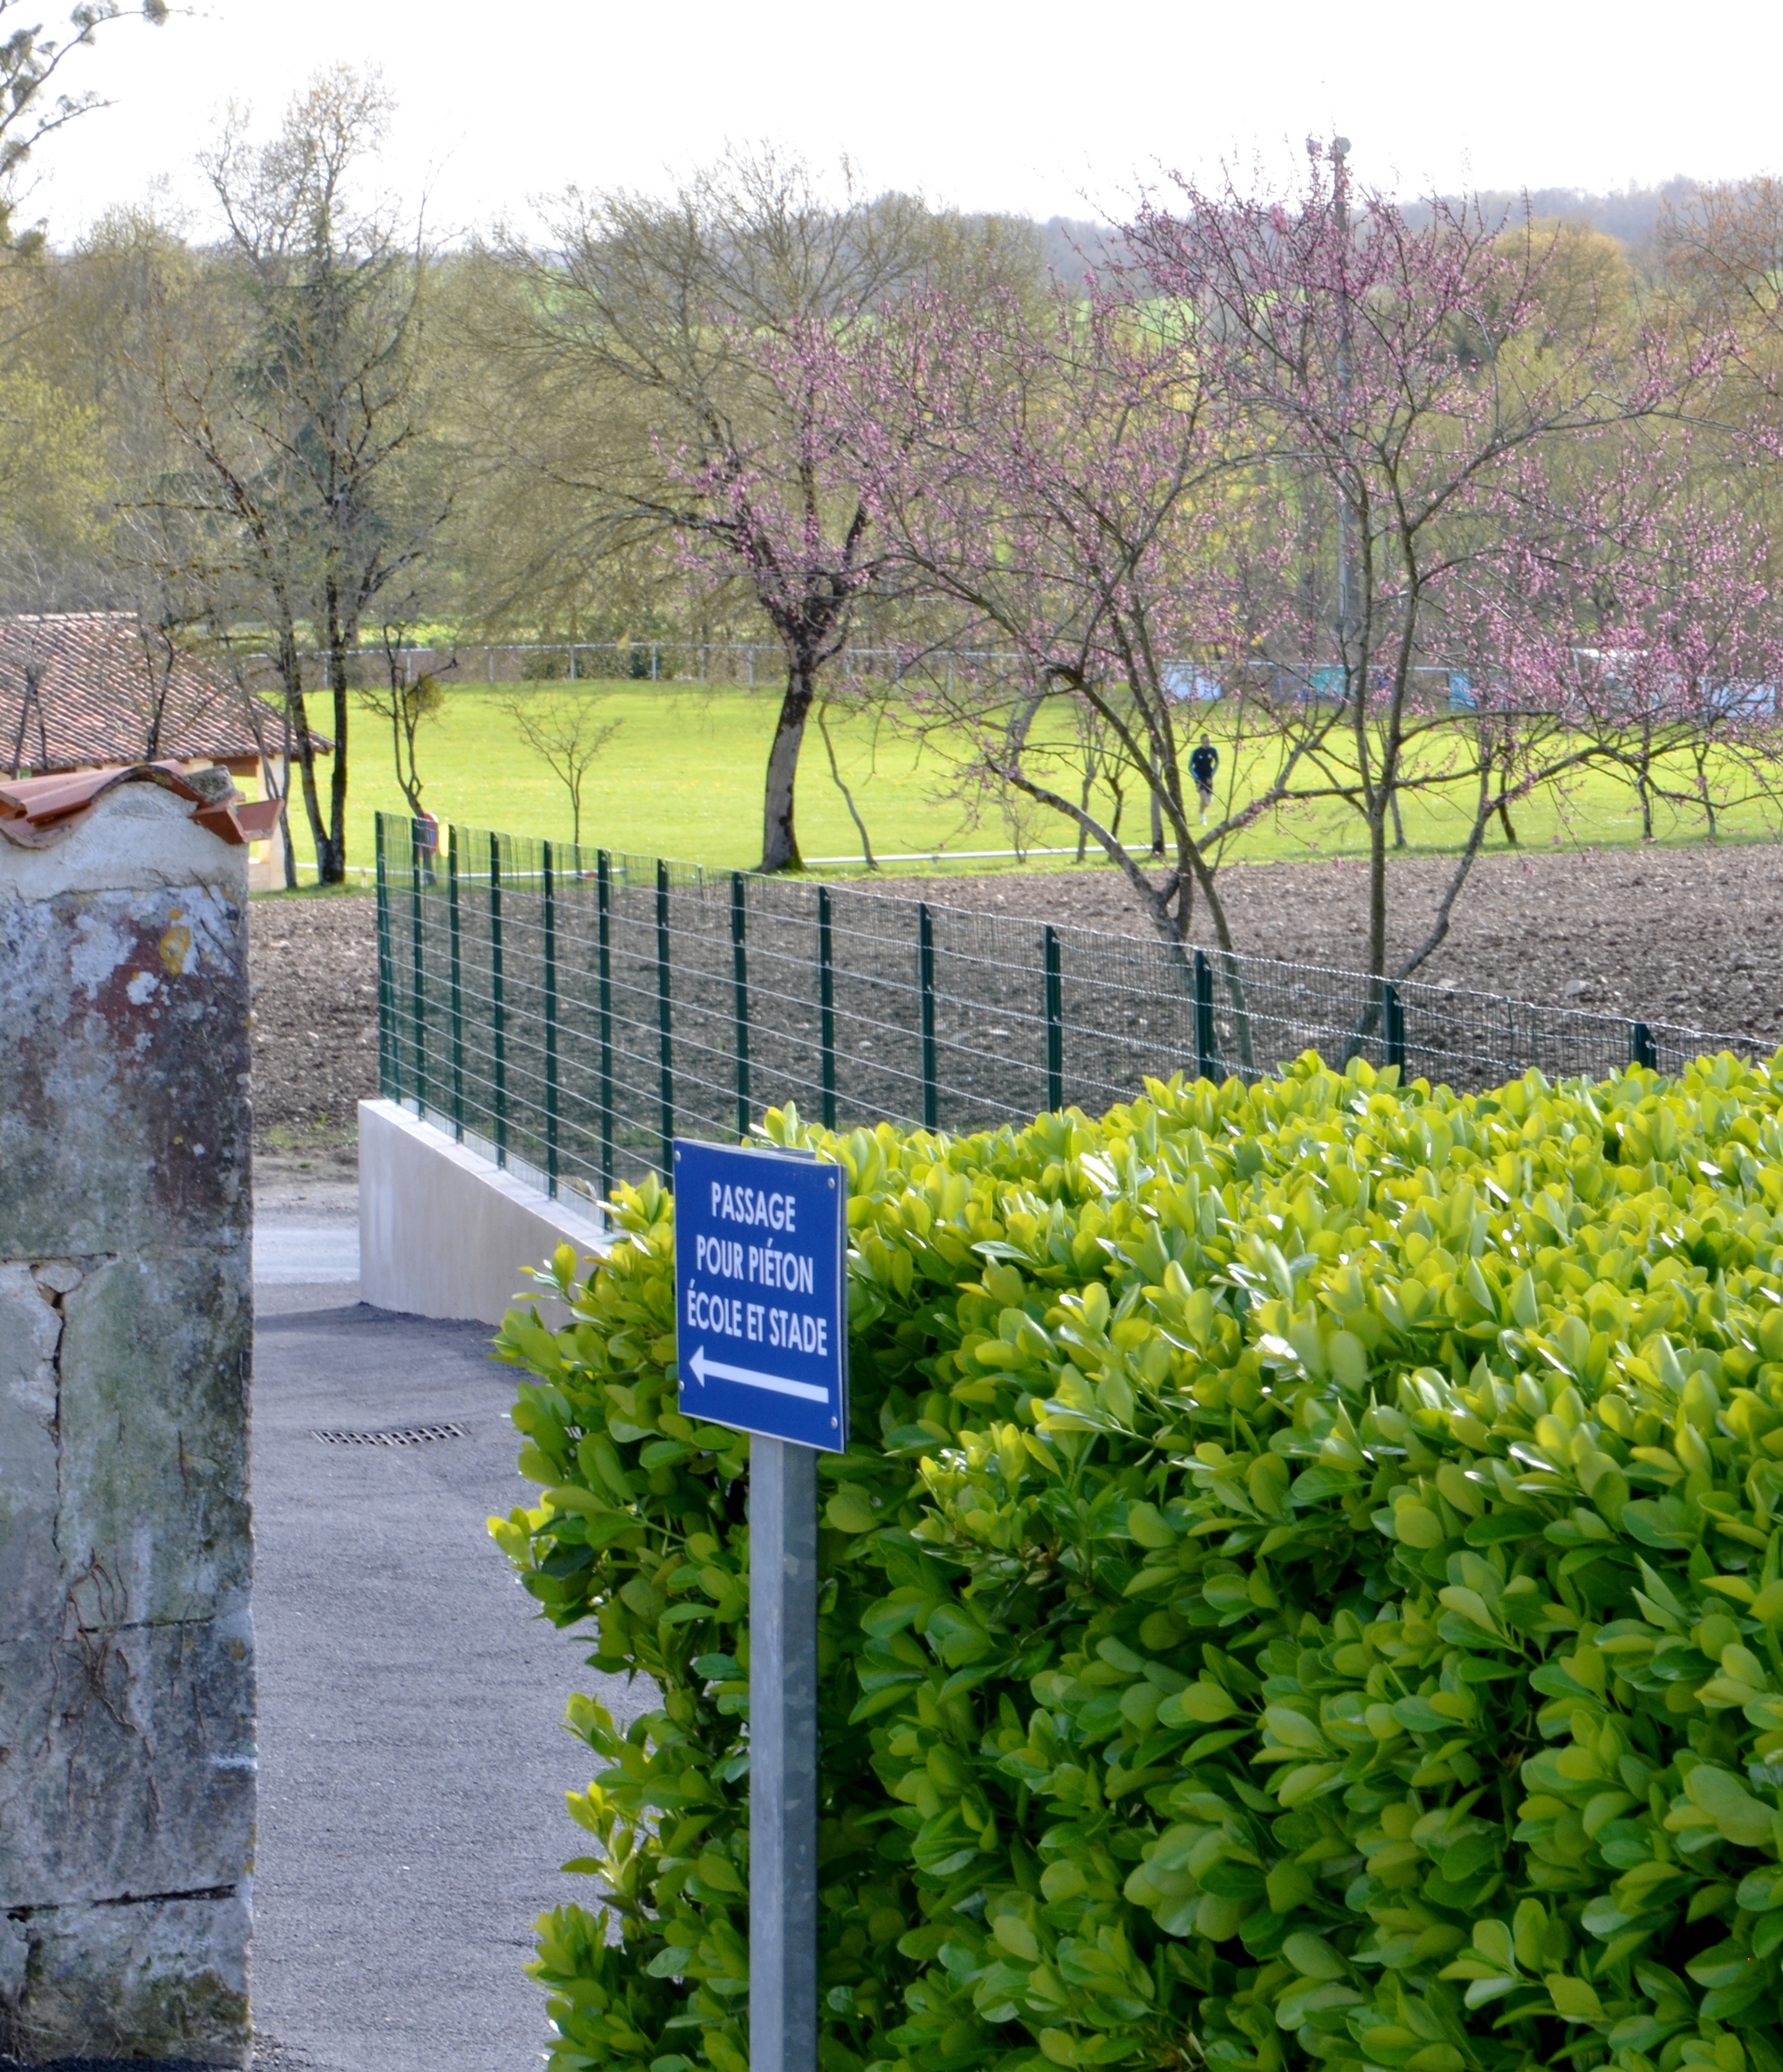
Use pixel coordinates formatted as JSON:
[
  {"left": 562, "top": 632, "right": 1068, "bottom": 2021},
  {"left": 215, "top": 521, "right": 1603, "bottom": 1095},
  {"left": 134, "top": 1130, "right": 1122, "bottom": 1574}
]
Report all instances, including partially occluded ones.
[{"left": 248, "top": 843, "right": 1783, "bottom": 1166}]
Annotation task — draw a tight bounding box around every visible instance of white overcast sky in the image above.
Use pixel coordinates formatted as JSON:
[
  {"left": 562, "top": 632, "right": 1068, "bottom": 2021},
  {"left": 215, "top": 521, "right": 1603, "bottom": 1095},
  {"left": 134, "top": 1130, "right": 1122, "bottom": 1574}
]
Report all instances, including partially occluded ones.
[{"left": 24, "top": 0, "right": 1783, "bottom": 242}]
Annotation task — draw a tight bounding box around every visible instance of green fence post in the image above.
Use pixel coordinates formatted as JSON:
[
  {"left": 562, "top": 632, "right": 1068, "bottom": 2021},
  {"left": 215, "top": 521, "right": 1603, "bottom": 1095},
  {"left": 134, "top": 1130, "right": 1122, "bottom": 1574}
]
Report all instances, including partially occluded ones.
[
  {"left": 375, "top": 813, "right": 397, "bottom": 1102},
  {"left": 656, "top": 857, "right": 674, "bottom": 1166},
  {"left": 818, "top": 885, "right": 837, "bottom": 1131},
  {"left": 1194, "top": 949, "right": 1217, "bottom": 1083},
  {"left": 544, "top": 838, "right": 559, "bottom": 1198},
  {"left": 409, "top": 818, "right": 426, "bottom": 1117},
  {"left": 1383, "top": 980, "right": 1406, "bottom": 1074},
  {"left": 598, "top": 849, "right": 614, "bottom": 1197},
  {"left": 1630, "top": 1020, "right": 1656, "bottom": 1071},
  {"left": 490, "top": 832, "right": 507, "bottom": 1168},
  {"left": 918, "top": 902, "right": 937, "bottom": 1130},
  {"left": 448, "top": 825, "right": 463, "bottom": 1142},
  {"left": 1044, "top": 924, "right": 1063, "bottom": 1112},
  {"left": 731, "top": 872, "right": 751, "bottom": 1139}
]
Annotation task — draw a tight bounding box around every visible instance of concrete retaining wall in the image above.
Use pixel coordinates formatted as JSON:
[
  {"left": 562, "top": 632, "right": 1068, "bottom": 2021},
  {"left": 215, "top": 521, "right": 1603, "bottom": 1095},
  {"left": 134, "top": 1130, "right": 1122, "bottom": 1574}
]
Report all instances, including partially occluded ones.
[{"left": 359, "top": 1100, "right": 609, "bottom": 1327}]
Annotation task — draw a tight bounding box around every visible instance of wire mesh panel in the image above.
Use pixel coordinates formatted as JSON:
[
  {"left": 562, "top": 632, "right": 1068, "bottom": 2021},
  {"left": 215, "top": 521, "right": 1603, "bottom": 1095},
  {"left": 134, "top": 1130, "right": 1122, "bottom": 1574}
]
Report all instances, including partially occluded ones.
[{"left": 376, "top": 813, "right": 1774, "bottom": 1195}]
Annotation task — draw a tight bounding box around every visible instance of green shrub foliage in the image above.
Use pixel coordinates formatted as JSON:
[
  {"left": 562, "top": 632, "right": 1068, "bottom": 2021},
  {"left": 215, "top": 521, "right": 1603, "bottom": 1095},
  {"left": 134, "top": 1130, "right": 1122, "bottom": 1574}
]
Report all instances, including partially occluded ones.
[{"left": 492, "top": 1051, "right": 1783, "bottom": 2072}]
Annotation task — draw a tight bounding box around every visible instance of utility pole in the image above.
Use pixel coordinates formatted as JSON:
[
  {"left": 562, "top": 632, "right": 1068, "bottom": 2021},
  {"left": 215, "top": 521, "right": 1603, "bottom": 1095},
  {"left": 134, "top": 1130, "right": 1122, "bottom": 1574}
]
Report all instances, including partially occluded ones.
[
  {"left": 1331, "top": 134, "right": 1356, "bottom": 667},
  {"left": 1327, "top": 137, "right": 1403, "bottom": 848}
]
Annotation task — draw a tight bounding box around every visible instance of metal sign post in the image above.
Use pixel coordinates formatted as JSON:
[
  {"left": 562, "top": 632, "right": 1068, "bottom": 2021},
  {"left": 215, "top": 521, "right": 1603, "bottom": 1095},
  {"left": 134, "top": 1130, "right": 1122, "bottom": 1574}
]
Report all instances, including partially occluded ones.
[
  {"left": 673, "top": 1139, "right": 849, "bottom": 2072},
  {"left": 749, "top": 1434, "right": 818, "bottom": 2072}
]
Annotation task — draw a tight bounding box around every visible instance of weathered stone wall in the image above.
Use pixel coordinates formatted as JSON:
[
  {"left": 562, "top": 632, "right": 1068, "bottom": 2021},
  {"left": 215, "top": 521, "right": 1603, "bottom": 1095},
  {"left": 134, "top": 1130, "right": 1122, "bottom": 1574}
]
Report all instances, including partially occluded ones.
[{"left": 0, "top": 780, "right": 256, "bottom": 2064}]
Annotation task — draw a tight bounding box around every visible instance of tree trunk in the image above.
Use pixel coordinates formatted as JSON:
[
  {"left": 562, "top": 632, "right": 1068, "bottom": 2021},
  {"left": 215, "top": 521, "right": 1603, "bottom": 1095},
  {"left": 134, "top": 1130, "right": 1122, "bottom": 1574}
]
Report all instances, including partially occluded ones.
[
  {"left": 1368, "top": 806, "right": 1389, "bottom": 978},
  {"left": 1490, "top": 733, "right": 1518, "bottom": 843},
  {"left": 274, "top": 698, "right": 298, "bottom": 890},
  {"left": 143, "top": 659, "right": 168, "bottom": 761},
  {"left": 281, "top": 621, "right": 333, "bottom": 888},
  {"left": 392, "top": 698, "right": 424, "bottom": 820},
  {"left": 321, "top": 581, "right": 350, "bottom": 884},
  {"left": 260, "top": 744, "right": 299, "bottom": 893},
  {"left": 819, "top": 701, "right": 876, "bottom": 869},
  {"left": 760, "top": 654, "right": 817, "bottom": 873}
]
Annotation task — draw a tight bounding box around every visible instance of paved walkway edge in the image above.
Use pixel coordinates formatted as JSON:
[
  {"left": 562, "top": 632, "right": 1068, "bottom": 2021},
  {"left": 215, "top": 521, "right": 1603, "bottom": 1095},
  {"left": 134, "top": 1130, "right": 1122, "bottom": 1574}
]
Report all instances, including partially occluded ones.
[{"left": 359, "top": 1099, "right": 608, "bottom": 1325}]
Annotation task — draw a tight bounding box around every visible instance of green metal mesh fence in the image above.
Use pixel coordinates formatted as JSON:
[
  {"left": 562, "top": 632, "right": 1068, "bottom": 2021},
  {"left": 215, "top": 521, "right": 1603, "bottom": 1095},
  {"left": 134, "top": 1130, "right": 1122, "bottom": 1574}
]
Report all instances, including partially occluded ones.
[{"left": 374, "top": 812, "right": 1772, "bottom": 1205}]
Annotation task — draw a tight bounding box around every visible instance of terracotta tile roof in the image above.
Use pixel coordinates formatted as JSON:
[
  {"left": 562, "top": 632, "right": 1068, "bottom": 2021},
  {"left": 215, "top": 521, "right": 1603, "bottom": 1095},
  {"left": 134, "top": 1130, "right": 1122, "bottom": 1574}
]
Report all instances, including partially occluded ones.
[
  {"left": 0, "top": 760, "right": 284, "bottom": 850},
  {"left": 0, "top": 612, "right": 331, "bottom": 775}
]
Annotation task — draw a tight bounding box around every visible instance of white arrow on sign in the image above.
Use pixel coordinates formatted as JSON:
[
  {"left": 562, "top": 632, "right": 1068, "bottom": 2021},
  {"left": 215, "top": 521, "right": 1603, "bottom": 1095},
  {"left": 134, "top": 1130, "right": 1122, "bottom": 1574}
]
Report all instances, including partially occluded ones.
[{"left": 688, "top": 1343, "right": 828, "bottom": 1403}]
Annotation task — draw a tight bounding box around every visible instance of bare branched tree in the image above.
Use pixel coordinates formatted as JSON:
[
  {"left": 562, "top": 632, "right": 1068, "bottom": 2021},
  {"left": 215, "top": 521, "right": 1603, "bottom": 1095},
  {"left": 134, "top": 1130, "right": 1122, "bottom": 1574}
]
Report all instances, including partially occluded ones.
[
  {"left": 151, "top": 66, "right": 449, "bottom": 882},
  {"left": 360, "top": 619, "right": 449, "bottom": 819},
  {"left": 497, "top": 686, "right": 623, "bottom": 847}
]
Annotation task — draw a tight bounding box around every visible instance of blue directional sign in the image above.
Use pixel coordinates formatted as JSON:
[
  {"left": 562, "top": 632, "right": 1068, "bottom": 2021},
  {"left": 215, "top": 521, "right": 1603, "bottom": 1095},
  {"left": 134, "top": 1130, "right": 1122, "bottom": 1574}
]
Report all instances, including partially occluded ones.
[{"left": 673, "top": 1139, "right": 848, "bottom": 1451}]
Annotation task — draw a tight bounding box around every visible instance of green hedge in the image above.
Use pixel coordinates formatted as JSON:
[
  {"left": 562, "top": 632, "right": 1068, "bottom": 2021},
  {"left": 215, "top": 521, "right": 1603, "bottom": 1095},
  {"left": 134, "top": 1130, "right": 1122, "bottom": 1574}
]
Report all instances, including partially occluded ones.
[{"left": 492, "top": 1049, "right": 1783, "bottom": 2072}]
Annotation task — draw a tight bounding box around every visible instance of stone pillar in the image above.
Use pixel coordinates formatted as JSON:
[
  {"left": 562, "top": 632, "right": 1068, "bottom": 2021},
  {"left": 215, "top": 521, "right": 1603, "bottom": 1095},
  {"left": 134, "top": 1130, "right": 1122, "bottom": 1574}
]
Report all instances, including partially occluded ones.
[{"left": 0, "top": 767, "right": 257, "bottom": 2065}]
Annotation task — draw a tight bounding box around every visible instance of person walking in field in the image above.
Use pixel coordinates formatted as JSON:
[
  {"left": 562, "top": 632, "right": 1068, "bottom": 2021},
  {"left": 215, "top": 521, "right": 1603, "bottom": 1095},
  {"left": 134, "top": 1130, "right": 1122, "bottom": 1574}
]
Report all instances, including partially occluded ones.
[{"left": 1190, "top": 735, "right": 1219, "bottom": 822}]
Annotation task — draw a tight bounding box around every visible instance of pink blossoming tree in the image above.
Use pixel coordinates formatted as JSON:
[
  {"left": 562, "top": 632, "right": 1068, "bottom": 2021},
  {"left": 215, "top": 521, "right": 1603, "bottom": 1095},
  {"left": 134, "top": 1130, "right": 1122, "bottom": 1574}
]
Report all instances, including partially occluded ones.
[{"left": 854, "top": 151, "right": 1767, "bottom": 988}]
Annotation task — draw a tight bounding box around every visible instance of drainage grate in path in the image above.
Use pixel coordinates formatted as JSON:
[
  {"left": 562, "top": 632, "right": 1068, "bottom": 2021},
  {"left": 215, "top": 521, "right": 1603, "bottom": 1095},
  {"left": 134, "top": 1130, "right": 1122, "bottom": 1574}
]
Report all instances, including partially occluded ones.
[{"left": 311, "top": 1423, "right": 469, "bottom": 1448}]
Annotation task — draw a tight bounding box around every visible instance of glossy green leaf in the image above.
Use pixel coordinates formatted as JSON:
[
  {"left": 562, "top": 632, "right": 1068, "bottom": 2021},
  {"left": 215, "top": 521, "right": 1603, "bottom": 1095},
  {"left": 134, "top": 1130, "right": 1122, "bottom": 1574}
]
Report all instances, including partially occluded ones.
[{"left": 489, "top": 1059, "right": 1783, "bottom": 2072}]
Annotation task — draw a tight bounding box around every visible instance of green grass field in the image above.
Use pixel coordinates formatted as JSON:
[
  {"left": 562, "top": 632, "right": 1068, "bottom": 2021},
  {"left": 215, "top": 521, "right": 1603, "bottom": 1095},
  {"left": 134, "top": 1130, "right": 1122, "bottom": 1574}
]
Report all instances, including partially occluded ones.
[{"left": 257, "top": 680, "right": 1783, "bottom": 886}]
